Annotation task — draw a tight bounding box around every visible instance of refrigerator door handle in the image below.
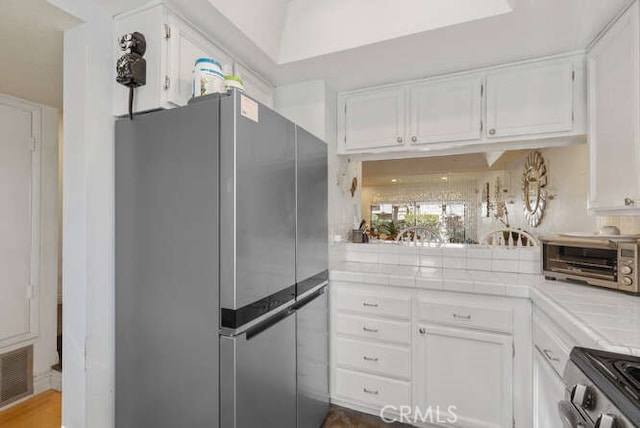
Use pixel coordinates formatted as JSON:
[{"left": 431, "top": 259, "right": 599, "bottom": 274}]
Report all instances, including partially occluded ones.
[
  {"left": 245, "top": 308, "right": 295, "bottom": 341},
  {"left": 291, "top": 287, "right": 326, "bottom": 312}
]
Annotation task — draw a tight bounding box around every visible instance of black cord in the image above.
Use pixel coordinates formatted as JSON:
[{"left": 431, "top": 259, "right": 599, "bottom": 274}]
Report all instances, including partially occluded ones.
[{"left": 128, "top": 87, "right": 134, "bottom": 120}]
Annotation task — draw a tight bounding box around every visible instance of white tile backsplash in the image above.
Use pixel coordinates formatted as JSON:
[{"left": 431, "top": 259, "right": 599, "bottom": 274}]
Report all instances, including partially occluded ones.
[
  {"left": 443, "top": 257, "right": 467, "bottom": 269},
  {"left": 491, "top": 259, "right": 519, "bottom": 273},
  {"left": 337, "top": 242, "right": 540, "bottom": 275}
]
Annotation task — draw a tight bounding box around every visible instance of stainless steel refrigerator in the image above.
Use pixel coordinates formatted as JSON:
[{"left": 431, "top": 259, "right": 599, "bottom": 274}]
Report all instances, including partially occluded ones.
[{"left": 115, "top": 90, "right": 328, "bottom": 428}]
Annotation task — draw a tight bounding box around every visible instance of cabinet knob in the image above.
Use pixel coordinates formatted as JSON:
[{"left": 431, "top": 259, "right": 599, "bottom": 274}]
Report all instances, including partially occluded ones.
[
  {"left": 489, "top": 129, "right": 496, "bottom": 135},
  {"left": 624, "top": 197, "right": 636, "bottom": 206},
  {"left": 411, "top": 136, "right": 417, "bottom": 142},
  {"left": 396, "top": 137, "right": 403, "bottom": 143},
  {"left": 418, "top": 327, "right": 426, "bottom": 335}
]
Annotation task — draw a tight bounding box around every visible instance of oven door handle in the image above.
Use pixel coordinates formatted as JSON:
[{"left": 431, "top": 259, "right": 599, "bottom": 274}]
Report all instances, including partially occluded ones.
[{"left": 558, "top": 400, "right": 588, "bottom": 428}]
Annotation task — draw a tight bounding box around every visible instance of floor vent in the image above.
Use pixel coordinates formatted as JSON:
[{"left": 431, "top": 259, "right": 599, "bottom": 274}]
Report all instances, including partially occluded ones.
[{"left": 0, "top": 345, "right": 33, "bottom": 409}]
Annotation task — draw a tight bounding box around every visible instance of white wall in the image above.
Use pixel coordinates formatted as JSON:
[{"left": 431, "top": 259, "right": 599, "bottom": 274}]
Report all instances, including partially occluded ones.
[
  {"left": 48, "top": 0, "right": 115, "bottom": 426},
  {"left": 477, "top": 145, "right": 597, "bottom": 239}
]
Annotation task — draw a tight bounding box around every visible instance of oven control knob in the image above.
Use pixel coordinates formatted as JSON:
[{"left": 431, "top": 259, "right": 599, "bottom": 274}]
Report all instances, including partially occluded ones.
[
  {"left": 571, "top": 384, "right": 594, "bottom": 410},
  {"left": 621, "top": 265, "right": 633, "bottom": 275},
  {"left": 622, "top": 277, "right": 633, "bottom": 286},
  {"left": 595, "top": 414, "right": 618, "bottom": 428}
]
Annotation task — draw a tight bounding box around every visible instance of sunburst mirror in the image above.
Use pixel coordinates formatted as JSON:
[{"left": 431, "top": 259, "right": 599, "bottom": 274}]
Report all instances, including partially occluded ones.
[{"left": 522, "top": 150, "right": 547, "bottom": 227}]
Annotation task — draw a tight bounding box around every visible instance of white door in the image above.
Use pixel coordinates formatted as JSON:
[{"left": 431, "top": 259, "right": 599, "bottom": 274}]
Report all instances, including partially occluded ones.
[
  {"left": 587, "top": 1, "right": 640, "bottom": 212},
  {"left": 0, "top": 100, "right": 39, "bottom": 344},
  {"left": 342, "top": 88, "right": 406, "bottom": 151},
  {"left": 409, "top": 75, "right": 483, "bottom": 144},
  {"left": 165, "top": 14, "right": 233, "bottom": 106},
  {"left": 533, "top": 349, "right": 566, "bottom": 428},
  {"left": 414, "top": 324, "right": 513, "bottom": 428},
  {"left": 485, "top": 60, "right": 574, "bottom": 138}
]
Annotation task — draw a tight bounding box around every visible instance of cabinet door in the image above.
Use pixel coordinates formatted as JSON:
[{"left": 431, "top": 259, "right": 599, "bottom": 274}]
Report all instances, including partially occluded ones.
[
  {"left": 166, "top": 14, "right": 233, "bottom": 107},
  {"left": 409, "top": 75, "right": 483, "bottom": 144},
  {"left": 587, "top": 2, "right": 640, "bottom": 212},
  {"left": 343, "top": 88, "right": 406, "bottom": 151},
  {"left": 486, "top": 60, "right": 574, "bottom": 138},
  {"left": 414, "top": 324, "right": 513, "bottom": 428},
  {"left": 533, "top": 349, "right": 566, "bottom": 428}
]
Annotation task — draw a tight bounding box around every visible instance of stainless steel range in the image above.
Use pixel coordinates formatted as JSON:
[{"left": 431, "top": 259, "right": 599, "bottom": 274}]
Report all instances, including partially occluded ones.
[{"left": 560, "top": 347, "right": 640, "bottom": 427}]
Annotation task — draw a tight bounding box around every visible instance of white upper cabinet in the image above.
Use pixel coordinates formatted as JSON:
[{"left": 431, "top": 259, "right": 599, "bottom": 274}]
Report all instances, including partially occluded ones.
[
  {"left": 485, "top": 59, "right": 575, "bottom": 138},
  {"left": 340, "top": 87, "right": 406, "bottom": 151},
  {"left": 165, "top": 14, "right": 233, "bottom": 107},
  {"left": 114, "top": 4, "right": 274, "bottom": 116},
  {"left": 409, "top": 75, "right": 483, "bottom": 145},
  {"left": 234, "top": 62, "right": 275, "bottom": 108},
  {"left": 587, "top": 1, "right": 640, "bottom": 214},
  {"left": 337, "top": 54, "right": 585, "bottom": 157}
]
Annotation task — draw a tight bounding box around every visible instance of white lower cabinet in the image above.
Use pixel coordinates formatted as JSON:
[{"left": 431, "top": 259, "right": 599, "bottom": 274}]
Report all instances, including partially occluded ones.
[
  {"left": 331, "top": 282, "right": 531, "bottom": 428},
  {"left": 334, "top": 368, "right": 411, "bottom": 410},
  {"left": 532, "top": 349, "right": 566, "bottom": 428},
  {"left": 414, "top": 325, "right": 513, "bottom": 428}
]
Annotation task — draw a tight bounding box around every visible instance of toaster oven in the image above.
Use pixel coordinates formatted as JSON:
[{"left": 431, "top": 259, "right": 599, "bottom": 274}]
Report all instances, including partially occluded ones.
[{"left": 541, "top": 236, "right": 640, "bottom": 294}]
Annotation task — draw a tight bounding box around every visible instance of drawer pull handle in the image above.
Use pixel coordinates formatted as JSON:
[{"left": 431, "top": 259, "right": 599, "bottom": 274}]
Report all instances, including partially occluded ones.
[
  {"left": 363, "top": 326, "right": 379, "bottom": 333},
  {"left": 453, "top": 313, "right": 472, "bottom": 320},
  {"left": 363, "top": 355, "right": 379, "bottom": 362},
  {"left": 543, "top": 349, "right": 560, "bottom": 362},
  {"left": 363, "top": 388, "right": 379, "bottom": 395},
  {"left": 362, "top": 302, "right": 378, "bottom": 308}
]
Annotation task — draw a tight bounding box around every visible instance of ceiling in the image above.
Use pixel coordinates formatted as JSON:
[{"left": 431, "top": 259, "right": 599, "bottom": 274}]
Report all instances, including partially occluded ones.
[
  {"left": 207, "top": 0, "right": 513, "bottom": 64},
  {"left": 0, "top": 0, "right": 79, "bottom": 109}
]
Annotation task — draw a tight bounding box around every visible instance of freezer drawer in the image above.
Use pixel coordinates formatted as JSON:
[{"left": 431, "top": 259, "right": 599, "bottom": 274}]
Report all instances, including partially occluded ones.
[
  {"left": 295, "top": 288, "right": 329, "bottom": 428},
  {"left": 220, "top": 309, "right": 297, "bottom": 428}
]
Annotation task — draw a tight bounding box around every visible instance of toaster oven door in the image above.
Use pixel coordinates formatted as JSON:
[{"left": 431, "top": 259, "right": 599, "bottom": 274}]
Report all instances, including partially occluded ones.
[{"left": 543, "top": 243, "right": 618, "bottom": 283}]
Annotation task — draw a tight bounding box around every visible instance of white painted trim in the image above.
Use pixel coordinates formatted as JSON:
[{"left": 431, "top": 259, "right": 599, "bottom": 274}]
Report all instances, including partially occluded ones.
[
  {"left": 34, "top": 371, "right": 52, "bottom": 395},
  {"left": 0, "top": 334, "right": 39, "bottom": 352},
  {"left": 50, "top": 370, "right": 62, "bottom": 392}
]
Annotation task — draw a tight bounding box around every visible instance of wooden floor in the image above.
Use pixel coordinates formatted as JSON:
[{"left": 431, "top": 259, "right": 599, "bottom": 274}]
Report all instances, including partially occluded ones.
[
  {"left": 0, "top": 390, "right": 61, "bottom": 428},
  {"left": 0, "top": 392, "right": 406, "bottom": 428}
]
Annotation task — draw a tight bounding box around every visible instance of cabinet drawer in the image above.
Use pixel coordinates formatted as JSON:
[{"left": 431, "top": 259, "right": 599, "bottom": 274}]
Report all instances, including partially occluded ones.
[
  {"left": 334, "top": 368, "right": 411, "bottom": 409},
  {"left": 335, "top": 314, "right": 411, "bottom": 345},
  {"left": 418, "top": 301, "right": 513, "bottom": 332},
  {"left": 335, "top": 338, "right": 410, "bottom": 379},
  {"left": 533, "top": 315, "right": 570, "bottom": 377},
  {"left": 335, "top": 291, "right": 411, "bottom": 320}
]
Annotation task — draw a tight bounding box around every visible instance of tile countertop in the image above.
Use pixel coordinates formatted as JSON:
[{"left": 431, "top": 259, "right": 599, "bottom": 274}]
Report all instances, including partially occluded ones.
[{"left": 330, "top": 248, "right": 640, "bottom": 356}]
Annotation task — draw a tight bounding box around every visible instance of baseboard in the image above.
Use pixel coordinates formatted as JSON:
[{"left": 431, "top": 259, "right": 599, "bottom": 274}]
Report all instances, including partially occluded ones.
[
  {"left": 34, "top": 371, "right": 52, "bottom": 394},
  {"left": 49, "top": 370, "right": 62, "bottom": 392}
]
